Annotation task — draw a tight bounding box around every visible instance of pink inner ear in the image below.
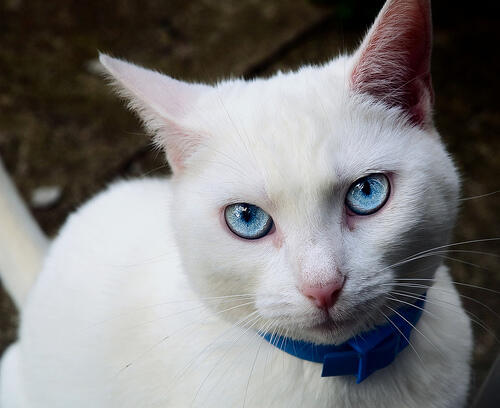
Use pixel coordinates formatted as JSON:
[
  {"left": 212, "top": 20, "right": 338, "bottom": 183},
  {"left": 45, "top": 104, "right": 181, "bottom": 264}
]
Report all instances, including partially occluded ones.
[
  {"left": 162, "top": 121, "right": 205, "bottom": 172},
  {"left": 99, "top": 54, "right": 212, "bottom": 173},
  {"left": 351, "top": 0, "right": 433, "bottom": 127}
]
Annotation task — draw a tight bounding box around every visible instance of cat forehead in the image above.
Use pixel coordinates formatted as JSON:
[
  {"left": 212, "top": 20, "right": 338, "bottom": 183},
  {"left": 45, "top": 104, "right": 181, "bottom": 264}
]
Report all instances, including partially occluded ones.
[
  {"left": 191, "top": 59, "right": 414, "bottom": 209},
  {"left": 195, "top": 72, "right": 341, "bottom": 202},
  {"left": 205, "top": 59, "right": 350, "bottom": 128}
]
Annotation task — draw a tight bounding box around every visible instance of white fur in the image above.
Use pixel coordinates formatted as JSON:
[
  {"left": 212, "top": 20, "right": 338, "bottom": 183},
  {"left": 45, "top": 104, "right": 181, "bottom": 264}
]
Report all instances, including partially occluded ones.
[
  {"left": 0, "top": 0, "right": 473, "bottom": 406},
  {"left": 0, "top": 158, "right": 48, "bottom": 309},
  {"left": 0, "top": 179, "right": 471, "bottom": 407}
]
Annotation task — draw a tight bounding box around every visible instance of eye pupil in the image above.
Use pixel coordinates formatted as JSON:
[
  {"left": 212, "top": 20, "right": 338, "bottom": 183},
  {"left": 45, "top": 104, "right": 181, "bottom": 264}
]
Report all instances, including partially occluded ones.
[
  {"left": 241, "top": 207, "right": 252, "bottom": 222},
  {"left": 361, "top": 181, "right": 371, "bottom": 195}
]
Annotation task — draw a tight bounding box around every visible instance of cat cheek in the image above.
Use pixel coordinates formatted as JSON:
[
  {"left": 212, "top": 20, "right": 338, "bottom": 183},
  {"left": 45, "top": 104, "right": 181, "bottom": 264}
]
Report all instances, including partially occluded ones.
[
  {"left": 271, "top": 229, "right": 283, "bottom": 249},
  {"left": 344, "top": 210, "right": 357, "bottom": 231}
]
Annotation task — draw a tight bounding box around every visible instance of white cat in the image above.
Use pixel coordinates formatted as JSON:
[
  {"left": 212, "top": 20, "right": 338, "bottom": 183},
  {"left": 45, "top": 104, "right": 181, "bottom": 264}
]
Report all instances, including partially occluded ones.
[{"left": 0, "top": 0, "right": 473, "bottom": 407}]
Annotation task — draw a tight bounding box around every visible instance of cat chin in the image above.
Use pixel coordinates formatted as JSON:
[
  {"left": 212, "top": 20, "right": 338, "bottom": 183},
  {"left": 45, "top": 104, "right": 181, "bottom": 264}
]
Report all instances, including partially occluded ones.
[
  {"left": 265, "top": 297, "right": 387, "bottom": 345},
  {"left": 281, "top": 318, "right": 366, "bottom": 345},
  {"left": 306, "top": 316, "right": 360, "bottom": 341}
]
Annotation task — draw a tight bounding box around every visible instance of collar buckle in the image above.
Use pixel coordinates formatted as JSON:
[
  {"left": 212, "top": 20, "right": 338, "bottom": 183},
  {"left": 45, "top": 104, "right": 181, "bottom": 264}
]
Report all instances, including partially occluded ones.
[
  {"left": 261, "top": 295, "right": 426, "bottom": 383},
  {"left": 322, "top": 333, "right": 401, "bottom": 383}
]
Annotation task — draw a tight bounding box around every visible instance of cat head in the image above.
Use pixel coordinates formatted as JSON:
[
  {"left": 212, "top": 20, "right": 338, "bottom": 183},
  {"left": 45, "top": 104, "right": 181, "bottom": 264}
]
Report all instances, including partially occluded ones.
[{"left": 100, "top": 0, "right": 459, "bottom": 344}]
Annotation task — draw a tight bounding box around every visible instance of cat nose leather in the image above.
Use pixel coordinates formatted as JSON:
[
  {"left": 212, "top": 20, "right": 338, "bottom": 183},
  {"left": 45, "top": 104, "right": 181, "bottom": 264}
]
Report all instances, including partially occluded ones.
[{"left": 301, "top": 280, "right": 344, "bottom": 310}]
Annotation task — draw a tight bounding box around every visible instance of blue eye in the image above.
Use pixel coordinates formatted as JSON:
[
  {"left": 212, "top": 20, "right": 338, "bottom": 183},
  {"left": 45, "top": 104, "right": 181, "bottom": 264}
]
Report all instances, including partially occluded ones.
[
  {"left": 345, "top": 174, "right": 390, "bottom": 215},
  {"left": 224, "top": 203, "right": 274, "bottom": 240}
]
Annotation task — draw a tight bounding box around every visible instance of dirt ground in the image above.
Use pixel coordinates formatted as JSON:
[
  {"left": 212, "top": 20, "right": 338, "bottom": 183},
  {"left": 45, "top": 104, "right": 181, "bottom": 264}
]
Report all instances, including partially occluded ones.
[{"left": 0, "top": 0, "right": 499, "bottom": 403}]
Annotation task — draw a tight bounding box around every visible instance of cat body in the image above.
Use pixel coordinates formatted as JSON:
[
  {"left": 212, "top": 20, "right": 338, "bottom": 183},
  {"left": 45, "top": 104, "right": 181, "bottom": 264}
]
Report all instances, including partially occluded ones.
[
  {"left": 0, "top": 0, "right": 474, "bottom": 406},
  {"left": 1, "top": 180, "right": 471, "bottom": 407}
]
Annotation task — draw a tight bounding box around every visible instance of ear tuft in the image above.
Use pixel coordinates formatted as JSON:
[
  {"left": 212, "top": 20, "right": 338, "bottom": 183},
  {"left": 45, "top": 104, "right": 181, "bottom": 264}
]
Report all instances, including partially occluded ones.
[
  {"left": 350, "top": 0, "right": 433, "bottom": 127},
  {"left": 99, "top": 53, "right": 211, "bottom": 173}
]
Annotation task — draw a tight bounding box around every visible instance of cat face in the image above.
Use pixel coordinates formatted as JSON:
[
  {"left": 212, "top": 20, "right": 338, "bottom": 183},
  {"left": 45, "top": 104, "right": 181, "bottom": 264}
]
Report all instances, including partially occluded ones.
[
  {"left": 167, "top": 71, "right": 458, "bottom": 344},
  {"left": 101, "top": 0, "right": 459, "bottom": 344}
]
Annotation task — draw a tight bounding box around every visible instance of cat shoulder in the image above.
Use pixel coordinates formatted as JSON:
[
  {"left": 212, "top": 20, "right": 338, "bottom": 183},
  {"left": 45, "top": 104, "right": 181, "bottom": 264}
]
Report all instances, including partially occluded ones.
[{"left": 47, "top": 177, "right": 176, "bottom": 268}]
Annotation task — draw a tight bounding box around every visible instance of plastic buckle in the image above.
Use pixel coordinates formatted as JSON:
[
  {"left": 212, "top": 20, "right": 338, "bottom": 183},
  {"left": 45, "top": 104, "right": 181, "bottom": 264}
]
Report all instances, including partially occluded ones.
[
  {"left": 321, "top": 350, "right": 359, "bottom": 377},
  {"left": 355, "top": 334, "right": 400, "bottom": 383}
]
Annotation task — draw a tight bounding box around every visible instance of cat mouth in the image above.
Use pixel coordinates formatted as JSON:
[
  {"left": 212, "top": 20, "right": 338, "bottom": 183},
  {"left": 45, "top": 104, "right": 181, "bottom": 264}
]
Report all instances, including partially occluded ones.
[
  {"left": 306, "top": 300, "right": 382, "bottom": 336},
  {"left": 308, "top": 313, "right": 356, "bottom": 333},
  {"left": 310, "top": 319, "right": 343, "bottom": 332}
]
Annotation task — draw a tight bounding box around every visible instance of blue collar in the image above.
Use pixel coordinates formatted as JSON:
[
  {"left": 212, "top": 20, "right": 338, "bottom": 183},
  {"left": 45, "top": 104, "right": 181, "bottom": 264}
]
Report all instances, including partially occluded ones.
[{"left": 261, "top": 295, "right": 425, "bottom": 383}]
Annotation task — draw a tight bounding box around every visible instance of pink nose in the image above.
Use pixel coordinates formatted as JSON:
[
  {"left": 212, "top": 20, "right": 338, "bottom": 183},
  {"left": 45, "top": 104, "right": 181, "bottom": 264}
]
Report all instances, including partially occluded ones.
[{"left": 301, "top": 280, "right": 344, "bottom": 310}]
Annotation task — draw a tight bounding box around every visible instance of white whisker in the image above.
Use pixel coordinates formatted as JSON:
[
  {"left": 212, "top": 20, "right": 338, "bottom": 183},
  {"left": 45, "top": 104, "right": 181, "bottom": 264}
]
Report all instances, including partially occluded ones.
[
  {"left": 387, "top": 293, "right": 498, "bottom": 341},
  {"left": 158, "top": 311, "right": 261, "bottom": 404},
  {"left": 262, "top": 320, "right": 280, "bottom": 385},
  {"left": 384, "top": 304, "right": 445, "bottom": 358},
  {"left": 114, "top": 301, "right": 257, "bottom": 377},
  {"left": 242, "top": 320, "right": 273, "bottom": 408},
  {"left": 399, "top": 238, "right": 500, "bottom": 261},
  {"left": 388, "top": 282, "right": 500, "bottom": 319},
  {"left": 90, "top": 295, "right": 254, "bottom": 327},
  {"left": 123, "top": 300, "right": 255, "bottom": 332},
  {"left": 190, "top": 315, "right": 263, "bottom": 407},
  {"left": 459, "top": 190, "right": 500, "bottom": 201},
  {"left": 379, "top": 310, "right": 424, "bottom": 366},
  {"left": 434, "top": 254, "right": 492, "bottom": 272},
  {"left": 387, "top": 279, "right": 500, "bottom": 295}
]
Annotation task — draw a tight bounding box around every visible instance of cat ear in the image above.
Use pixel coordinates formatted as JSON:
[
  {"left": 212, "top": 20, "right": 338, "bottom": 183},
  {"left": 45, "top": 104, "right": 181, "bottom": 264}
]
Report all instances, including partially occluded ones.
[
  {"left": 350, "top": 0, "right": 433, "bottom": 127},
  {"left": 99, "top": 54, "right": 211, "bottom": 173}
]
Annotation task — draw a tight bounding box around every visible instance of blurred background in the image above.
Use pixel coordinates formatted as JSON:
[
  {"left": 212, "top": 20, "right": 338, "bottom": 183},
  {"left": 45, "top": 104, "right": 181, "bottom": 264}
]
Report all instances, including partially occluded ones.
[{"left": 0, "top": 0, "right": 498, "bottom": 402}]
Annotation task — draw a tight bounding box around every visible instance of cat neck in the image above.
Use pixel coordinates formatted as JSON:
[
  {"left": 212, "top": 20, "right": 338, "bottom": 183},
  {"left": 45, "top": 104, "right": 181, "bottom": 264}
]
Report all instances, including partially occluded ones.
[{"left": 260, "top": 294, "right": 426, "bottom": 383}]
